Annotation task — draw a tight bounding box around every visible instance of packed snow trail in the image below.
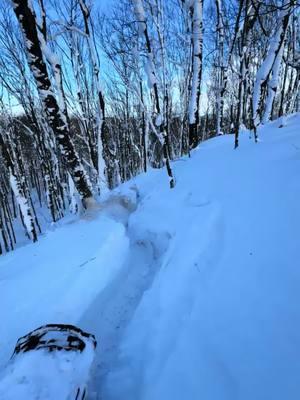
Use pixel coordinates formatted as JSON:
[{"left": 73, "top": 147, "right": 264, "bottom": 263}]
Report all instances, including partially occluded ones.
[
  {"left": 76, "top": 189, "right": 172, "bottom": 399},
  {"left": 1, "top": 114, "right": 300, "bottom": 400},
  {"left": 79, "top": 232, "right": 170, "bottom": 400}
]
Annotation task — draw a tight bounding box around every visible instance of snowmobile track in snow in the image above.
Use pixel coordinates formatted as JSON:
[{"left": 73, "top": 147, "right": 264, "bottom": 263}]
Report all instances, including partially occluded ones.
[{"left": 78, "top": 194, "right": 170, "bottom": 400}]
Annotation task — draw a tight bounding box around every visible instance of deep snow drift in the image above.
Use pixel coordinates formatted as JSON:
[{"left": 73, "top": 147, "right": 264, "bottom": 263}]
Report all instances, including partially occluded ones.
[{"left": 1, "top": 114, "right": 300, "bottom": 400}]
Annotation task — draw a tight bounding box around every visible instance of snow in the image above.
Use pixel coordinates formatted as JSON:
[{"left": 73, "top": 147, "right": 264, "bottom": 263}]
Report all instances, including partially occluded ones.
[
  {"left": 0, "top": 330, "right": 95, "bottom": 400},
  {"left": 133, "top": 0, "right": 146, "bottom": 35},
  {"left": 155, "top": 113, "right": 163, "bottom": 127},
  {"left": 0, "top": 210, "right": 130, "bottom": 370},
  {"left": 262, "top": 43, "right": 284, "bottom": 124},
  {"left": 1, "top": 114, "right": 300, "bottom": 399},
  {"left": 102, "top": 113, "right": 300, "bottom": 400},
  {"left": 144, "top": 57, "right": 157, "bottom": 89}
]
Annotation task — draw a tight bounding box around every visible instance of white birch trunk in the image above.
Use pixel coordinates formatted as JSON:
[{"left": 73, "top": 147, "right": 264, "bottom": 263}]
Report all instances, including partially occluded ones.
[
  {"left": 261, "top": 44, "right": 285, "bottom": 124},
  {"left": 252, "top": 1, "right": 292, "bottom": 128},
  {"left": 188, "top": 0, "right": 203, "bottom": 126},
  {"left": 79, "top": 0, "right": 109, "bottom": 195},
  {"left": 215, "top": 0, "right": 224, "bottom": 135}
]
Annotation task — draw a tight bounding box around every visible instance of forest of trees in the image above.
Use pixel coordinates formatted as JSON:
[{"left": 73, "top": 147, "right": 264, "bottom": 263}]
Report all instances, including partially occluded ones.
[{"left": 0, "top": 0, "right": 299, "bottom": 253}]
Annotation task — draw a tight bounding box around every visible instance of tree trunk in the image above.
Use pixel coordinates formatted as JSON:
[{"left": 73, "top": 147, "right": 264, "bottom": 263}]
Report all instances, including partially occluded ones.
[
  {"left": 133, "top": 0, "right": 175, "bottom": 188},
  {"left": 252, "top": 0, "right": 292, "bottom": 137},
  {"left": 12, "top": 0, "right": 93, "bottom": 202},
  {"left": 188, "top": 0, "right": 204, "bottom": 149}
]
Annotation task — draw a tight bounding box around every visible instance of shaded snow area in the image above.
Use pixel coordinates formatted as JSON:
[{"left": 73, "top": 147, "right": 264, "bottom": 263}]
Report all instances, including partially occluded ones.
[{"left": 1, "top": 114, "right": 300, "bottom": 399}]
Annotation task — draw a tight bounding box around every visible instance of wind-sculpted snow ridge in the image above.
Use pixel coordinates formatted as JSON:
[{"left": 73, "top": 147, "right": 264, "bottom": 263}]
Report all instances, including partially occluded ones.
[{"left": 1, "top": 114, "right": 300, "bottom": 400}]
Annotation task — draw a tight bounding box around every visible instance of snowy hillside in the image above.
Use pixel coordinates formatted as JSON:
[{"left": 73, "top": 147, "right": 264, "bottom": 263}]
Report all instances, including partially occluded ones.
[{"left": 1, "top": 114, "right": 300, "bottom": 400}]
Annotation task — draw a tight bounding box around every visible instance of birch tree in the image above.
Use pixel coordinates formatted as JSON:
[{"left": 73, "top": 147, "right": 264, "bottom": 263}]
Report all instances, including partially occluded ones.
[
  {"left": 188, "top": 0, "right": 204, "bottom": 149},
  {"left": 12, "top": 0, "right": 94, "bottom": 203},
  {"left": 215, "top": 0, "right": 224, "bottom": 136},
  {"left": 133, "top": 0, "right": 175, "bottom": 188},
  {"left": 78, "top": 0, "right": 109, "bottom": 194},
  {"left": 0, "top": 128, "right": 37, "bottom": 242},
  {"left": 252, "top": 0, "right": 294, "bottom": 139},
  {"left": 234, "top": 0, "right": 257, "bottom": 148}
]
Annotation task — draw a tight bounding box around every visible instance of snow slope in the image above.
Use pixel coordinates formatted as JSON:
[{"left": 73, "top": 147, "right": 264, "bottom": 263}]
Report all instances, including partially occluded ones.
[
  {"left": 0, "top": 215, "right": 128, "bottom": 357},
  {"left": 1, "top": 114, "right": 300, "bottom": 399},
  {"left": 101, "top": 114, "right": 300, "bottom": 400}
]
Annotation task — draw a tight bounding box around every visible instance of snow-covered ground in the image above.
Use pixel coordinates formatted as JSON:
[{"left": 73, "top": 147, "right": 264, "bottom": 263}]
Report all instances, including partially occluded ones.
[{"left": 1, "top": 114, "right": 300, "bottom": 399}]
